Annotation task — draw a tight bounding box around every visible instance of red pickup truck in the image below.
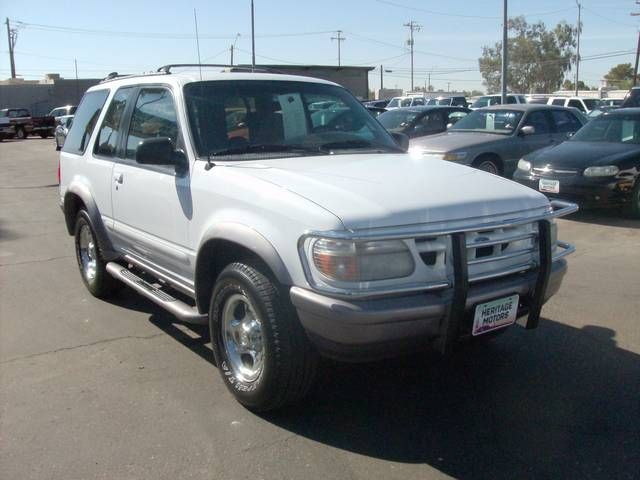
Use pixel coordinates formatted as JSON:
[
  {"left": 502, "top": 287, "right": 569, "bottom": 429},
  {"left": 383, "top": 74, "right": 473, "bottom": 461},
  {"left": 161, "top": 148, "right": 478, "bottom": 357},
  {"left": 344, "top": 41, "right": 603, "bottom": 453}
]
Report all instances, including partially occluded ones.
[{"left": 0, "top": 108, "right": 56, "bottom": 140}]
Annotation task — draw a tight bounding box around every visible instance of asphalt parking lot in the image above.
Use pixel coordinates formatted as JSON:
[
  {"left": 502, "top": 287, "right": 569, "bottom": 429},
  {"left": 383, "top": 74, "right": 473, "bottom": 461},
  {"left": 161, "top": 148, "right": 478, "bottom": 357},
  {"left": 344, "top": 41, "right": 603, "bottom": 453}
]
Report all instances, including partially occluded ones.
[{"left": 1, "top": 137, "right": 639, "bottom": 480}]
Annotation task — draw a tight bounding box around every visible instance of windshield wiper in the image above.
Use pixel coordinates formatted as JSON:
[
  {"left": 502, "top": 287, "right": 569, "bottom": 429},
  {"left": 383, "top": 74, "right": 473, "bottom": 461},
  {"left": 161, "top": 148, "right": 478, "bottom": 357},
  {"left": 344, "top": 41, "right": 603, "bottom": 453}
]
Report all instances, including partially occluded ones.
[
  {"left": 209, "top": 143, "right": 323, "bottom": 157},
  {"left": 318, "top": 139, "right": 402, "bottom": 153}
]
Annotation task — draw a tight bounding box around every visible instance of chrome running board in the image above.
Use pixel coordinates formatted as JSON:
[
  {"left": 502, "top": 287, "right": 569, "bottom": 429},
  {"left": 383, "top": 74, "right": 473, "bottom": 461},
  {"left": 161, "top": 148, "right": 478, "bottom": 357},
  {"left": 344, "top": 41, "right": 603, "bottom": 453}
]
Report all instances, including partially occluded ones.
[{"left": 106, "top": 262, "right": 207, "bottom": 325}]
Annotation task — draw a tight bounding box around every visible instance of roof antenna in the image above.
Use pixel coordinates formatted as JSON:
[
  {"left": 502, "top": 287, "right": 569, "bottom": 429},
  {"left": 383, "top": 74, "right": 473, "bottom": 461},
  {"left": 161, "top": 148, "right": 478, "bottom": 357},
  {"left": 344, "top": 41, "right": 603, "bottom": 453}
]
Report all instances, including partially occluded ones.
[{"left": 193, "top": 8, "right": 203, "bottom": 81}]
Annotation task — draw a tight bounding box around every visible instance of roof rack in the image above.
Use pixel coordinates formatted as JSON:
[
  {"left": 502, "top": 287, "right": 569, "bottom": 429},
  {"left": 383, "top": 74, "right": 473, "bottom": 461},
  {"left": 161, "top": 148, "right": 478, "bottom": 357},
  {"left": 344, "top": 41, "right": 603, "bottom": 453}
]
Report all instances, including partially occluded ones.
[
  {"left": 99, "top": 70, "right": 169, "bottom": 84},
  {"left": 156, "top": 64, "right": 280, "bottom": 74}
]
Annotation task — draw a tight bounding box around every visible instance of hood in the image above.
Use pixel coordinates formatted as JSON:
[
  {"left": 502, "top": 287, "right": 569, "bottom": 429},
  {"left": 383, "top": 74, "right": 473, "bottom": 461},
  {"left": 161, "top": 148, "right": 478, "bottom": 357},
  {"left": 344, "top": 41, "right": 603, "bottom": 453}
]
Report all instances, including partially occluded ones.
[
  {"left": 409, "top": 131, "right": 509, "bottom": 153},
  {"left": 226, "top": 153, "right": 549, "bottom": 230},
  {"left": 526, "top": 141, "right": 640, "bottom": 168}
]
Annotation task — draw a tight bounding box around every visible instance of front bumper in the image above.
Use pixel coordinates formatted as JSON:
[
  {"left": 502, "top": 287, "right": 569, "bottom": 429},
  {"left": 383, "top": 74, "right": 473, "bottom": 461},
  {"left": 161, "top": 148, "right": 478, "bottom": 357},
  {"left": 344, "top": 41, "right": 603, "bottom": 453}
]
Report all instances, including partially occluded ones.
[
  {"left": 513, "top": 171, "right": 634, "bottom": 209},
  {"left": 291, "top": 259, "right": 567, "bottom": 361}
]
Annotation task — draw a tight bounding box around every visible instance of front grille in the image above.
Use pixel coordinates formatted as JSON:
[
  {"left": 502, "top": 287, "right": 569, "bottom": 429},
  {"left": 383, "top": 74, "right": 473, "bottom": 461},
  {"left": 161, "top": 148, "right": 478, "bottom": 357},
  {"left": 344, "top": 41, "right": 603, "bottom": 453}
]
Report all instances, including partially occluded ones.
[
  {"left": 411, "top": 222, "right": 539, "bottom": 285},
  {"left": 532, "top": 167, "right": 578, "bottom": 177}
]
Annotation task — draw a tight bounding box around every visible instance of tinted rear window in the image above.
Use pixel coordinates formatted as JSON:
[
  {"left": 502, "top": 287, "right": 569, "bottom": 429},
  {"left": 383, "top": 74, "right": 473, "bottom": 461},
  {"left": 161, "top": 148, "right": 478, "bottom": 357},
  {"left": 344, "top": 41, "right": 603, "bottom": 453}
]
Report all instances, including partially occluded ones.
[{"left": 62, "top": 90, "right": 109, "bottom": 155}]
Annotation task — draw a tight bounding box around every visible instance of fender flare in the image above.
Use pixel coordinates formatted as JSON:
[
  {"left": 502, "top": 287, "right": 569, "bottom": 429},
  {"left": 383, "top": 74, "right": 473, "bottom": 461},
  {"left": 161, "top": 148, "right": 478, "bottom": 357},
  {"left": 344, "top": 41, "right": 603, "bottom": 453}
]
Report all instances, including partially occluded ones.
[
  {"left": 194, "top": 223, "right": 293, "bottom": 312},
  {"left": 63, "top": 182, "right": 118, "bottom": 260}
]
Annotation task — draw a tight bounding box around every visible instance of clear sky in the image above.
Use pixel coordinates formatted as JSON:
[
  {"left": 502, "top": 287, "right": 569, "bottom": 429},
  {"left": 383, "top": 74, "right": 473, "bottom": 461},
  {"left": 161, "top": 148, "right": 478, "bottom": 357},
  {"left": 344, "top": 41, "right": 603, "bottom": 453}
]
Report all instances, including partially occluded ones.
[{"left": 1, "top": 0, "right": 637, "bottom": 93}]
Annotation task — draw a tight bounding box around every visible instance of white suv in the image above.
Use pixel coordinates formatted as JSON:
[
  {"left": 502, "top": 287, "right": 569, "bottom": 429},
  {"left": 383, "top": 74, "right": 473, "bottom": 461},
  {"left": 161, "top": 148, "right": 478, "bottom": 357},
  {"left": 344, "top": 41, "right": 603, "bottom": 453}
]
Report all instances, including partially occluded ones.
[
  {"left": 547, "top": 96, "right": 601, "bottom": 114},
  {"left": 59, "top": 66, "right": 576, "bottom": 411}
]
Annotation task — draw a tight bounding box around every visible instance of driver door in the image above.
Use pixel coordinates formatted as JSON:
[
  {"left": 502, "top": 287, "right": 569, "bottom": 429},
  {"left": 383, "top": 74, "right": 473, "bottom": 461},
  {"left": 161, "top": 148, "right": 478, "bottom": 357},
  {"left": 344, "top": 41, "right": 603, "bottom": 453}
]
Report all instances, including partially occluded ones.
[{"left": 110, "top": 86, "right": 193, "bottom": 281}]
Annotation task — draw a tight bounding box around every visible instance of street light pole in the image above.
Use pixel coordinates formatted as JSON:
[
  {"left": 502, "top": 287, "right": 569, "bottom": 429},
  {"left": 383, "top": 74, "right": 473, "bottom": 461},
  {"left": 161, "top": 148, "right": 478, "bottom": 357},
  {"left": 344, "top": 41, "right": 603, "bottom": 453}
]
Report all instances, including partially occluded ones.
[
  {"left": 501, "top": 0, "right": 508, "bottom": 104},
  {"left": 251, "top": 0, "right": 256, "bottom": 69},
  {"left": 575, "top": 1, "right": 581, "bottom": 96}
]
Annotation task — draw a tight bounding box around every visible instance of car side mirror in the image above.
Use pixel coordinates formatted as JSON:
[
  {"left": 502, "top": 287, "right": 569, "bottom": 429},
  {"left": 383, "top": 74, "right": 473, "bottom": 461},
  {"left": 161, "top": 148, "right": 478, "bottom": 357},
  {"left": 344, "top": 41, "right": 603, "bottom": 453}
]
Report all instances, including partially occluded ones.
[
  {"left": 390, "top": 132, "right": 409, "bottom": 152},
  {"left": 136, "top": 137, "right": 187, "bottom": 173},
  {"left": 520, "top": 125, "right": 535, "bottom": 136}
]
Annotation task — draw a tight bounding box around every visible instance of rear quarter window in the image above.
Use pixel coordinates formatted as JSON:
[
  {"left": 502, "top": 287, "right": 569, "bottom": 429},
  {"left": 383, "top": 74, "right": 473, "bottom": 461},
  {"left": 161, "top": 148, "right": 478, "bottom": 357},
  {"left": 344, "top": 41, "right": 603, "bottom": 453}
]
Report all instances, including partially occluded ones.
[{"left": 62, "top": 90, "right": 109, "bottom": 155}]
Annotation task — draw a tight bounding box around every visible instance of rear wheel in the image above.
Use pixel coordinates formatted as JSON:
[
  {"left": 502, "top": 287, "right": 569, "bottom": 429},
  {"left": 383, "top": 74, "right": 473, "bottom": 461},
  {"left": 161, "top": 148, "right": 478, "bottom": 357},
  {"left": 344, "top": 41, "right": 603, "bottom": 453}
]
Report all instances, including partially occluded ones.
[
  {"left": 209, "top": 262, "right": 318, "bottom": 411},
  {"left": 39, "top": 132, "right": 48, "bottom": 139},
  {"left": 74, "top": 210, "right": 120, "bottom": 298}
]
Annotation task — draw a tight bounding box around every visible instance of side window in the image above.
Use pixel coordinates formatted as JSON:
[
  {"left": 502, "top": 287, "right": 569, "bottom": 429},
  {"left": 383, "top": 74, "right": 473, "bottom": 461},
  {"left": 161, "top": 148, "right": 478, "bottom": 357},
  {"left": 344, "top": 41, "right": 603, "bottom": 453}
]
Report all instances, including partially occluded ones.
[
  {"left": 18, "top": 109, "right": 30, "bottom": 117},
  {"left": 94, "top": 87, "right": 132, "bottom": 157},
  {"left": 523, "top": 111, "right": 552, "bottom": 134},
  {"left": 125, "top": 88, "right": 178, "bottom": 159},
  {"left": 506, "top": 96, "right": 517, "bottom": 104},
  {"left": 416, "top": 111, "right": 444, "bottom": 133},
  {"left": 62, "top": 90, "right": 109, "bottom": 155},
  {"left": 551, "top": 110, "right": 582, "bottom": 133},
  {"left": 412, "top": 97, "right": 425, "bottom": 106},
  {"left": 488, "top": 97, "right": 501, "bottom": 106},
  {"left": 447, "top": 110, "right": 468, "bottom": 125},
  {"left": 552, "top": 99, "right": 565, "bottom": 106},
  {"left": 568, "top": 99, "right": 585, "bottom": 112},
  {"left": 8, "top": 110, "right": 17, "bottom": 118}
]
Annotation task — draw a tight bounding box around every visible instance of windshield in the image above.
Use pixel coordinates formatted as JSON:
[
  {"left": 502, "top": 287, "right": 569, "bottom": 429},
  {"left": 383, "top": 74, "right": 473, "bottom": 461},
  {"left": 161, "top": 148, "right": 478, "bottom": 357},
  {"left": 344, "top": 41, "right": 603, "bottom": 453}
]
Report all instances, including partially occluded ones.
[
  {"left": 378, "top": 110, "right": 419, "bottom": 131},
  {"left": 449, "top": 109, "right": 523, "bottom": 134},
  {"left": 571, "top": 114, "right": 640, "bottom": 144},
  {"left": 184, "top": 80, "right": 400, "bottom": 159},
  {"left": 471, "top": 96, "right": 501, "bottom": 108},
  {"left": 583, "top": 99, "right": 601, "bottom": 111},
  {"left": 387, "top": 98, "right": 401, "bottom": 108}
]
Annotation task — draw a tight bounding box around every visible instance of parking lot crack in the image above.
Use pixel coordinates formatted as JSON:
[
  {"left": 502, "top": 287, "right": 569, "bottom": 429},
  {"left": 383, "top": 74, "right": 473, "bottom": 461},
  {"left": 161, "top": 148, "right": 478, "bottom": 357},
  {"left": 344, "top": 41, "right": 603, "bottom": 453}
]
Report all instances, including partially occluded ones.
[
  {"left": 1, "top": 333, "right": 165, "bottom": 365},
  {"left": 0, "top": 255, "right": 73, "bottom": 267}
]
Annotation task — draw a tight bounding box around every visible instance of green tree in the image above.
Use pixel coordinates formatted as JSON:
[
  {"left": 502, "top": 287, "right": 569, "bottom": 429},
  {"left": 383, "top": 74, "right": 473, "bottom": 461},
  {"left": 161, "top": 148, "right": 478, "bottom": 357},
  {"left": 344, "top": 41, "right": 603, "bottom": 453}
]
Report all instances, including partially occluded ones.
[
  {"left": 479, "top": 16, "right": 576, "bottom": 94},
  {"left": 562, "top": 79, "right": 591, "bottom": 90},
  {"left": 604, "top": 63, "right": 634, "bottom": 90}
]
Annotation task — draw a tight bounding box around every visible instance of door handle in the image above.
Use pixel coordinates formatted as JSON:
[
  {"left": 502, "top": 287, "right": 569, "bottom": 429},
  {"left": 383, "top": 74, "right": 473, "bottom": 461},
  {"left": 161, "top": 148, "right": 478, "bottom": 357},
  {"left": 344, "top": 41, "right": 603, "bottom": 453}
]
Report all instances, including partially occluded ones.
[{"left": 113, "top": 172, "right": 123, "bottom": 184}]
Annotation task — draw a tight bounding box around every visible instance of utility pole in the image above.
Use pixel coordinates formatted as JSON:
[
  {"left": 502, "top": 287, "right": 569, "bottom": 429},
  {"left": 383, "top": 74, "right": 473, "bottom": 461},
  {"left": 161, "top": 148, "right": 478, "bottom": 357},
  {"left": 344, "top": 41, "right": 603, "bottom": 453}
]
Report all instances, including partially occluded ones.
[
  {"left": 251, "top": 0, "right": 256, "bottom": 69},
  {"left": 230, "top": 34, "right": 241, "bottom": 66},
  {"left": 501, "top": 0, "right": 508, "bottom": 104},
  {"left": 404, "top": 20, "right": 421, "bottom": 91},
  {"left": 74, "top": 58, "right": 79, "bottom": 103},
  {"left": 631, "top": 2, "right": 640, "bottom": 86},
  {"left": 447, "top": 82, "right": 451, "bottom": 93},
  {"left": 380, "top": 65, "right": 384, "bottom": 92},
  {"left": 5, "top": 18, "right": 17, "bottom": 79},
  {"left": 427, "top": 72, "right": 431, "bottom": 92},
  {"left": 575, "top": 1, "right": 581, "bottom": 96},
  {"left": 331, "top": 30, "right": 346, "bottom": 67}
]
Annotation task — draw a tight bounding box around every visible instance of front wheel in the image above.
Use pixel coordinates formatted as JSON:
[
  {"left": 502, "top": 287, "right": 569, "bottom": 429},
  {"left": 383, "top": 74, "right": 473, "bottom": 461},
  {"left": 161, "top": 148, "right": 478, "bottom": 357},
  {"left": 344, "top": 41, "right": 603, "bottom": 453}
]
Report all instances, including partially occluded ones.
[
  {"left": 473, "top": 157, "right": 500, "bottom": 175},
  {"left": 15, "top": 127, "right": 26, "bottom": 140},
  {"left": 209, "top": 262, "right": 318, "bottom": 411},
  {"left": 631, "top": 181, "right": 640, "bottom": 219}
]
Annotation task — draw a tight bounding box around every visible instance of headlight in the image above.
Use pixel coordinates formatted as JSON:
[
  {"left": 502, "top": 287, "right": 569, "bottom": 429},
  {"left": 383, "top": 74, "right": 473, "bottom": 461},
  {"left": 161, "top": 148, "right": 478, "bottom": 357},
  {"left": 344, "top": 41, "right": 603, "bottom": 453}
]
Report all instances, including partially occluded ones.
[
  {"left": 442, "top": 151, "right": 467, "bottom": 161},
  {"left": 311, "top": 238, "right": 414, "bottom": 282},
  {"left": 583, "top": 165, "right": 619, "bottom": 177},
  {"left": 517, "top": 159, "right": 532, "bottom": 172}
]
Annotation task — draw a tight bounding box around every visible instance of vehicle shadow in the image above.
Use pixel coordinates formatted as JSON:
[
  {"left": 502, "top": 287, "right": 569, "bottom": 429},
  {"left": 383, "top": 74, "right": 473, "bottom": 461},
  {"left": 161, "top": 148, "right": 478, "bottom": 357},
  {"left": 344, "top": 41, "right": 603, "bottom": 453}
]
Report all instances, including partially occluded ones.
[
  {"left": 563, "top": 209, "right": 640, "bottom": 229},
  {"left": 150, "top": 309, "right": 639, "bottom": 479}
]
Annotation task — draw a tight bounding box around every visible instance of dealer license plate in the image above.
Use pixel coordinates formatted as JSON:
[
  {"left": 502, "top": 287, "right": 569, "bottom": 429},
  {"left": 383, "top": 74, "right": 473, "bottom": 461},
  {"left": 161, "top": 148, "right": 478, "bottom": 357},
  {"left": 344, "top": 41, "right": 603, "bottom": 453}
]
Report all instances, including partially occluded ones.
[
  {"left": 539, "top": 178, "right": 560, "bottom": 194},
  {"left": 472, "top": 294, "right": 519, "bottom": 336}
]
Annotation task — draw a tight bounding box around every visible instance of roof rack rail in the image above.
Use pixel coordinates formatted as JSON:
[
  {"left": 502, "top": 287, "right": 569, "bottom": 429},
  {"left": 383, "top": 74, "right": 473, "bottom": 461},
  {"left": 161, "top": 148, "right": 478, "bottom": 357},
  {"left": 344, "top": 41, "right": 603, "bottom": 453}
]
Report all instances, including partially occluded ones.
[
  {"left": 99, "top": 70, "right": 169, "bottom": 84},
  {"left": 157, "top": 64, "right": 280, "bottom": 74}
]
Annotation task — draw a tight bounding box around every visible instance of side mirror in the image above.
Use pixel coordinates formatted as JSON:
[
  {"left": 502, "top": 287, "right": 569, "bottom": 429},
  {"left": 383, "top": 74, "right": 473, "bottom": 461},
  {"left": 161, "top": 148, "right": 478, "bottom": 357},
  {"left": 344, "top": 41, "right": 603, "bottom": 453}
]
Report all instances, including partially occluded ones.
[
  {"left": 136, "top": 137, "right": 187, "bottom": 173},
  {"left": 520, "top": 125, "right": 535, "bottom": 136},
  {"left": 390, "top": 132, "right": 409, "bottom": 152}
]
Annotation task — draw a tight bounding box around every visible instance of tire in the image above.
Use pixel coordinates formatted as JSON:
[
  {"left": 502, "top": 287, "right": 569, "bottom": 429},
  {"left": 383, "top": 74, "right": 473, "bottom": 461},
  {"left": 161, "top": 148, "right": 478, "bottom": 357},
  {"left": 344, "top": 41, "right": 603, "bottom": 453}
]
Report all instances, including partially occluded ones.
[
  {"left": 209, "top": 261, "right": 318, "bottom": 411},
  {"left": 15, "top": 127, "right": 26, "bottom": 140},
  {"left": 74, "top": 210, "right": 121, "bottom": 298},
  {"left": 631, "top": 180, "right": 640, "bottom": 219},
  {"left": 39, "top": 132, "right": 48, "bottom": 139},
  {"left": 473, "top": 156, "right": 501, "bottom": 175}
]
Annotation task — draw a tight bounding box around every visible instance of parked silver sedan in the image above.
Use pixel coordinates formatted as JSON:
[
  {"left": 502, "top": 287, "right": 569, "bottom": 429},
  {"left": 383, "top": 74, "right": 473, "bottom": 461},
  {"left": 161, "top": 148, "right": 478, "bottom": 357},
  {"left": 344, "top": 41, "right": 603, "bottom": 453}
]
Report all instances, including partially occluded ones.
[
  {"left": 54, "top": 115, "right": 73, "bottom": 151},
  {"left": 409, "top": 104, "right": 587, "bottom": 176}
]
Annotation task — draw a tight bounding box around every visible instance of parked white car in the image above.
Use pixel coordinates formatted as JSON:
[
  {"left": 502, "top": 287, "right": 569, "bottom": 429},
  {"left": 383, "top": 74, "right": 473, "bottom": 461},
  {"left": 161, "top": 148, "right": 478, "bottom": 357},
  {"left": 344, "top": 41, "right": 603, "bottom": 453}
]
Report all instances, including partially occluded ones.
[
  {"left": 546, "top": 96, "right": 601, "bottom": 114},
  {"left": 59, "top": 66, "right": 577, "bottom": 411},
  {"left": 470, "top": 94, "right": 528, "bottom": 109},
  {"left": 385, "top": 95, "right": 426, "bottom": 109}
]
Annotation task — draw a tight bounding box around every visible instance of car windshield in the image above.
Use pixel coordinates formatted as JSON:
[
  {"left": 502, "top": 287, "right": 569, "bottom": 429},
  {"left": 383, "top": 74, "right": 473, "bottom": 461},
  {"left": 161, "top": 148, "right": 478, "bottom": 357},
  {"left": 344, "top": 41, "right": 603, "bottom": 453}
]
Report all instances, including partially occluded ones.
[
  {"left": 386, "top": 98, "right": 401, "bottom": 108},
  {"left": 184, "top": 80, "right": 400, "bottom": 159},
  {"left": 471, "top": 96, "right": 501, "bottom": 108},
  {"left": 378, "top": 110, "right": 419, "bottom": 131},
  {"left": 583, "top": 99, "right": 601, "bottom": 111},
  {"left": 449, "top": 109, "right": 523, "bottom": 134},
  {"left": 570, "top": 114, "right": 640, "bottom": 144}
]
